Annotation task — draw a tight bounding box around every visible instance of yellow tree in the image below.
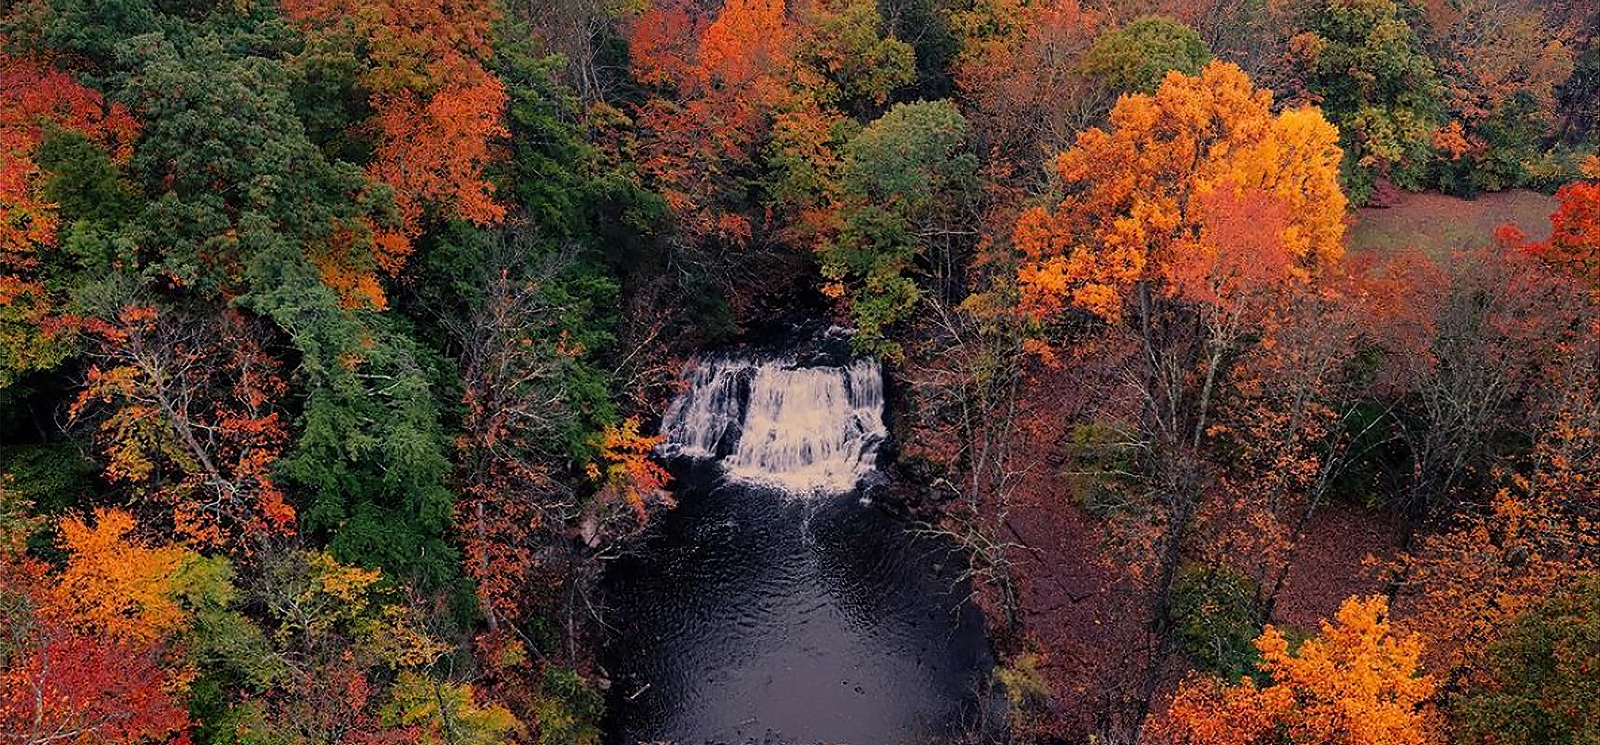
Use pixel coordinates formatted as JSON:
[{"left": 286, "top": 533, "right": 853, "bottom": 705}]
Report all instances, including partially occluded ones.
[
  {"left": 1150, "top": 596, "right": 1441, "bottom": 745},
  {"left": 1015, "top": 60, "right": 1346, "bottom": 321}
]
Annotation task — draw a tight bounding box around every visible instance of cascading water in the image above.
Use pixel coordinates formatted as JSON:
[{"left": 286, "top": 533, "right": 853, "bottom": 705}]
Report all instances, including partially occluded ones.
[
  {"left": 603, "top": 344, "right": 993, "bottom": 745},
  {"left": 660, "top": 357, "right": 887, "bottom": 492}
]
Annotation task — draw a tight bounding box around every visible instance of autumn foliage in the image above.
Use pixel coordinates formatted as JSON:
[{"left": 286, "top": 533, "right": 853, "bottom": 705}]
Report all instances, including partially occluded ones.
[
  {"left": 0, "top": 51, "right": 137, "bottom": 380},
  {"left": 629, "top": 0, "right": 802, "bottom": 245},
  {"left": 952, "top": 0, "right": 1105, "bottom": 159},
  {"left": 1014, "top": 61, "right": 1346, "bottom": 321},
  {"left": 282, "top": 0, "right": 508, "bottom": 293},
  {"left": 71, "top": 307, "right": 294, "bottom": 549},
  {"left": 0, "top": 623, "right": 190, "bottom": 745},
  {"left": 1526, "top": 163, "right": 1600, "bottom": 285},
  {"left": 1151, "top": 596, "right": 1440, "bottom": 745},
  {"left": 0, "top": 512, "right": 191, "bottom": 745},
  {"left": 5, "top": 0, "right": 1600, "bottom": 743},
  {"left": 44, "top": 509, "right": 194, "bottom": 645},
  {"left": 590, "top": 417, "right": 672, "bottom": 524}
]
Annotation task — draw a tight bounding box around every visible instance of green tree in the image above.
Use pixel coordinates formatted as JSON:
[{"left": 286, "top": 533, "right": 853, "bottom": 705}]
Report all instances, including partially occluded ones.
[
  {"left": 820, "top": 99, "right": 978, "bottom": 356},
  {"left": 112, "top": 27, "right": 466, "bottom": 591},
  {"left": 1169, "top": 564, "right": 1264, "bottom": 683},
  {"left": 0, "top": 1, "right": 477, "bottom": 591},
  {"left": 1452, "top": 577, "right": 1600, "bottom": 745},
  {"left": 1082, "top": 16, "right": 1210, "bottom": 95},
  {"left": 1289, "top": 0, "right": 1444, "bottom": 202}
]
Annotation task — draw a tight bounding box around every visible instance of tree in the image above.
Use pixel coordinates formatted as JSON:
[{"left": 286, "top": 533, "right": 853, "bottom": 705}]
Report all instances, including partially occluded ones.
[
  {"left": 1556, "top": 22, "right": 1600, "bottom": 144},
  {"left": 951, "top": 0, "right": 1106, "bottom": 167},
  {"left": 0, "top": 50, "right": 137, "bottom": 385},
  {"left": 899, "top": 292, "right": 1032, "bottom": 632},
  {"left": 283, "top": 0, "right": 510, "bottom": 265},
  {"left": 628, "top": 0, "right": 797, "bottom": 248},
  {"left": 1149, "top": 596, "right": 1441, "bottom": 745},
  {"left": 189, "top": 550, "right": 454, "bottom": 745},
  {"left": 43, "top": 509, "right": 195, "bottom": 646},
  {"left": 1082, "top": 16, "right": 1210, "bottom": 95},
  {"left": 1286, "top": 0, "right": 1445, "bottom": 202},
  {"left": 1402, "top": 481, "right": 1599, "bottom": 679},
  {"left": 1015, "top": 60, "right": 1346, "bottom": 321},
  {"left": 382, "top": 671, "right": 521, "bottom": 745},
  {"left": 628, "top": 0, "right": 917, "bottom": 305},
  {"left": 114, "top": 29, "right": 386, "bottom": 302},
  {"left": 820, "top": 99, "right": 979, "bottom": 355},
  {"left": 589, "top": 417, "right": 671, "bottom": 526},
  {"left": 71, "top": 305, "right": 294, "bottom": 549},
  {"left": 447, "top": 231, "right": 619, "bottom": 633},
  {"left": 1365, "top": 242, "right": 1592, "bottom": 523},
  {"left": 791, "top": 0, "right": 916, "bottom": 116},
  {"left": 1526, "top": 165, "right": 1600, "bottom": 285},
  {"left": 276, "top": 320, "right": 466, "bottom": 592},
  {"left": 1421, "top": 0, "right": 1575, "bottom": 192},
  {"left": 1013, "top": 61, "right": 1347, "bottom": 736},
  {"left": 366, "top": 77, "right": 508, "bottom": 244},
  {"left": 0, "top": 623, "right": 190, "bottom": 745},
  {"left": 0, "top": 524, "right": 190, "bottom": 745},
  {"left": 1143, "top": 0, "right": 1296, "bottom": 80},
  {"left": 1198, "top": 264, "right": 1378, "bottom": 626},
  {"left": 1451, "top": 576, "right": 1600, "bottom": 745},
  {"left": 1395, "top": 310, "right": 1600, "bottom": 677}
]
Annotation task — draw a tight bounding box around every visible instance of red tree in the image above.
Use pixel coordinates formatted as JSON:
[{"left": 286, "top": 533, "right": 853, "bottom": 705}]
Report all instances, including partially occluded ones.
[
  {"left": 1527, "top": 178, "right": 1600, "bottom": 285},
  {"left": 281, "top": 0, "right": 508, "bottom": 289},
  {"left": 0, "top": 557, "right": 189, "bottom": 745},
  {"left": 0, "top": 627, "right": 190, "bottom": 745},
  {"left": 0, "top": 51, "right": 138, "bottom": 380},
  {"left": 72, "top": 306, "right": 294, "bottom": 549}
]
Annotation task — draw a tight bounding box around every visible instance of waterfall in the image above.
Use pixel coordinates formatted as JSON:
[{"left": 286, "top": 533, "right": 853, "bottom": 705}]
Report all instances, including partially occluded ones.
[
  {"left": 660, "top": 357, "right": 887, "bottom": 492},
  {"left": 660, "top": 360, "right": 753, "bottom": 459}
]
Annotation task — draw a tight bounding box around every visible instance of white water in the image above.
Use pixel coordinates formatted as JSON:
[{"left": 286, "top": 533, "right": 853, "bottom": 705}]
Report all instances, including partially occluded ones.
[{"left": 660, "top": 357, "right": 887, "bottom": 493}]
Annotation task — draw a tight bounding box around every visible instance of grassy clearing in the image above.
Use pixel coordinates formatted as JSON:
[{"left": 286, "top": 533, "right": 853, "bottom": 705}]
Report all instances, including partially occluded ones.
[{"left": 1346, "top": 189, "right": 1556, "bottom": 259}]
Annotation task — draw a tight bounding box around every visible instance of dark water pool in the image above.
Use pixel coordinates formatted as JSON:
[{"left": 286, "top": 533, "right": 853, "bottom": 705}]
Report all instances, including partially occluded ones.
[{"left": 601, "top": 462, "right": 994, "bottom": 745}]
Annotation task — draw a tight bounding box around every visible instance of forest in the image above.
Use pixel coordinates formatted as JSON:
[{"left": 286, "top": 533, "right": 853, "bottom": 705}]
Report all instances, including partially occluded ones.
[{"left": 2, "top": 0, "right": 1600, "bottom": 742}]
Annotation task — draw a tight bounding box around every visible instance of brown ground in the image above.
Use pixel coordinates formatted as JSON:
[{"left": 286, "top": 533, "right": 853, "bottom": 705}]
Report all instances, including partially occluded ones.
[
  {"left": 996, "top": 189, "right": 1544, "bottom": 739},
  {"left": 1270, "top": 503, "right": 1404, "bottom": 631},
  {"left": 1006, "top": 476, "right": 1148, "bottom": 739},
  {"left": 1006, "top": 472, "right": 1404, "bottom": 740},
  {"left": 1347, "top": 189, "right": 1555, "bottom": 259}
]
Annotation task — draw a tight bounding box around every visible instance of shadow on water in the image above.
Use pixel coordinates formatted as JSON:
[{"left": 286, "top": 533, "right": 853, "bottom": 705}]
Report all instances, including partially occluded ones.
[{"left": 601, "top": 458, "right": 995, "bottom": 745}]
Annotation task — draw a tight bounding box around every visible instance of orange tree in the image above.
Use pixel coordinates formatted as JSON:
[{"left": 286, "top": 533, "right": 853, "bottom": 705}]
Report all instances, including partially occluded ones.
[
  {"left": 1149, "top": 595, "right": 1441, "bottom": 745},
  {"left": 277, "top": 0, "right": 508, "bottom": 222},
  {"left": 1012, "top": 59, "right": 1348, "bottom": 734},
  {"left": 70, "top": 306, "right": 294, "bottom": 550},
  {"left": 1526, "top": 158, "right": 1600, "bottom": 286},
  {"left": 626, "top": 0, "right": 917, "bottom": 316},
  {"left": 1015, "top": 60, "right": 1346, "bottom": 322}
]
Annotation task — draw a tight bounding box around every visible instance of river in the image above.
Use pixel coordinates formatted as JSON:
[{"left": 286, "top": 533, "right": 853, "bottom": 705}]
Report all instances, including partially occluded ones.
[{"left": 601, "top": 346, "right": 995, "bottom": 744}]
